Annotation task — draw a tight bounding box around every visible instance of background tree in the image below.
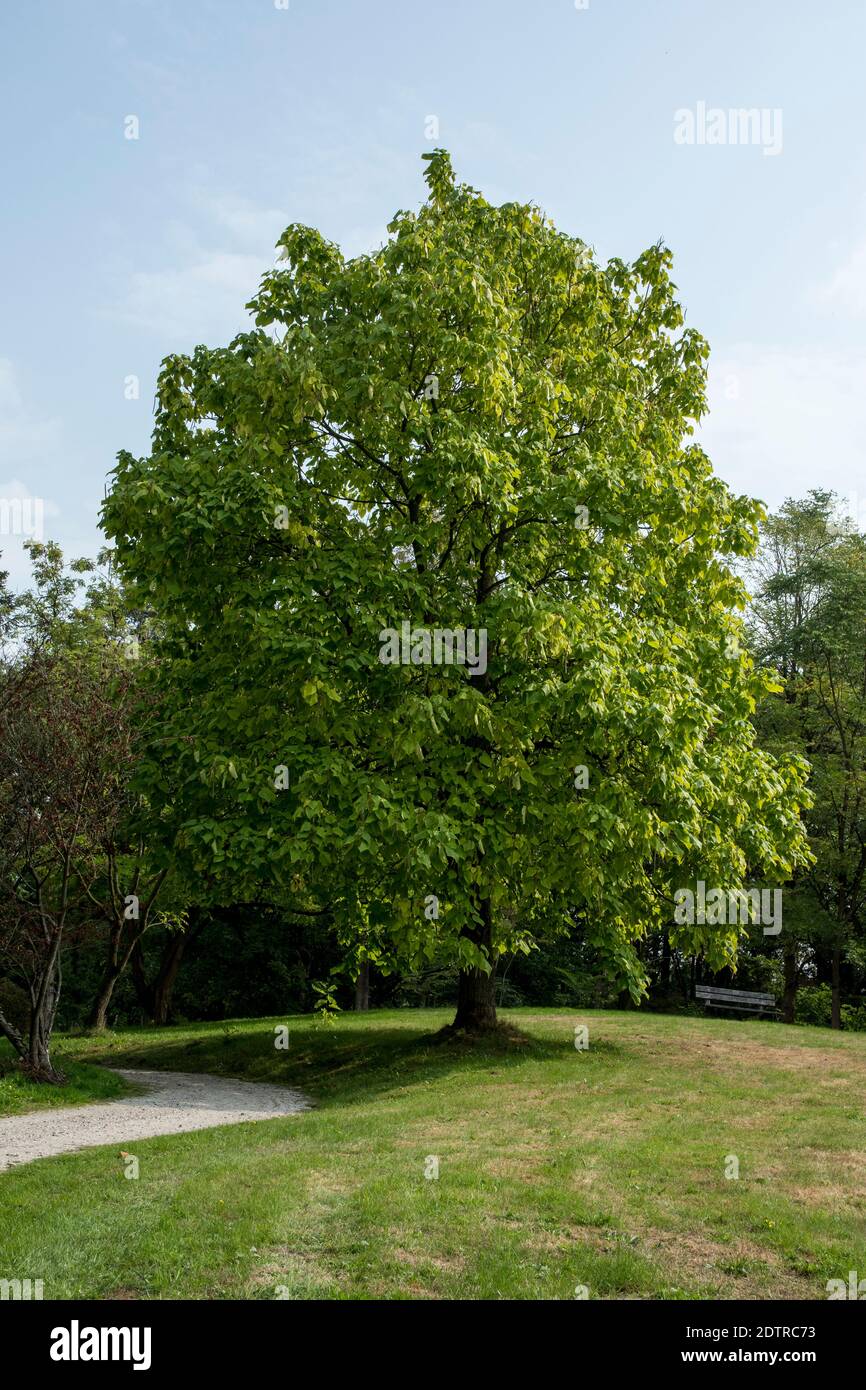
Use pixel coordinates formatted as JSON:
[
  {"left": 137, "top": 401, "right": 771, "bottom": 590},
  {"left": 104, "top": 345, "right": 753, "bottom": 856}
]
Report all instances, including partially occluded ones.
[
  {"left": 103, "top": 151, "right": 810, "bottom": 1033},
  {"left": 128, "top": 906, "right": 202, "bottom": 1026},
  {"left": 747, "top": 492, "right": 866, "bottom": 1026},
  {"left": 0, "top": 653, "right": 136, "bottom": 1078},
  {"left": 58, "top": 547, "right": 182, "bottom": 1032},
  {"left": 0, "top": 545, "right": 175, "bottom": 1075}
]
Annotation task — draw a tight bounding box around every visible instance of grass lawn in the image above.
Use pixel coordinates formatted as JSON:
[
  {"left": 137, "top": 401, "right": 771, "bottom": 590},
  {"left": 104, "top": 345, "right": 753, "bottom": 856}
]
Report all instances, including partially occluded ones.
[
  {"left": 0, "top": 1055, "right": 132, "bottom": 1117},
  {"left": 1, "top": 1008, "right": 865, "bottom": 1300}
]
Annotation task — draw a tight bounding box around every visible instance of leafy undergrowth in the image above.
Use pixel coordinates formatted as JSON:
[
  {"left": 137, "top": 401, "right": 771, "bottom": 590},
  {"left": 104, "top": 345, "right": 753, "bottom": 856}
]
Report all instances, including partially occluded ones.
[{"left": 2, "top": 1009, "right": 865, "bottom": 1300}]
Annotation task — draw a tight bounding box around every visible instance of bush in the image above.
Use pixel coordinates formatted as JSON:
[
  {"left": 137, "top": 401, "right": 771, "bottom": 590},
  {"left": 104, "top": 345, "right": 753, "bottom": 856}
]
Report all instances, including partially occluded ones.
[
  {"left": 841, "top": 1002, "right": 866, "bottom": 1032},
  {"left": 795, "top": 985, "right": 833, "bottom": 1027},
  {"left": 794, "top": 984, "right": 866, "bottom": 1031}
]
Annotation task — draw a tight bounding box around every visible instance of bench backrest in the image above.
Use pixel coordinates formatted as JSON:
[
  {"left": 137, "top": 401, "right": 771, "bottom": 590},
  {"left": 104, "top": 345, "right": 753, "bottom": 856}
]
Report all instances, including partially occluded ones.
[{"left": 695, "top": 985, "right": 775, "bottom": 1005}]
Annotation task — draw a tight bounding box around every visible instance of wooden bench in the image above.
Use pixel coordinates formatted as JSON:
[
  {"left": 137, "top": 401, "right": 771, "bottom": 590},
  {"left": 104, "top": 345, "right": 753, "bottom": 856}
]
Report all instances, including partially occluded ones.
[{"left": 695, "top": 985, "right": 778, "bottom": 1017}]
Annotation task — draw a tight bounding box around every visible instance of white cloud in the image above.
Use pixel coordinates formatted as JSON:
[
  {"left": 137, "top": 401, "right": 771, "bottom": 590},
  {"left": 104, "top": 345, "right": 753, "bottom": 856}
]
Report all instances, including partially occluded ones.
[
  {"left": 106, "top": 189, "right": 292, "bottom": 345},
  {"left": 0, "top": 358, "right": 63, "bottom": 468},
  {"left": 340, "top": 222, "right": 389, "bottom": 259},
  {"left": 0, "top": 479, "right": 62, "bottom": 590},
  {"left": 0, "top": 360, "right": 23, "bottom": 415},
  {"left": 699, "top": 345, "right": 866, "bottom": 513},
  {"left": 195, "top": 190, "right": 289, "bottom": 250},
  {"left": 113, "top": 249, "right": 266, "bottom": 342},
  {"left": 0, "top": 362, "right": 64, "bottom": 588},
  {"left": 815, "top": 238, "right": 866, "bottom": 316}
]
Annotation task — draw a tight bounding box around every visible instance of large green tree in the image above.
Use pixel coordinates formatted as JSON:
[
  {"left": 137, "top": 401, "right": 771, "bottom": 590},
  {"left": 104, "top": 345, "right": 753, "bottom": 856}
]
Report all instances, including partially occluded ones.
[{"left": 103, "top": 152, "right": 810, "bottom": 1031}]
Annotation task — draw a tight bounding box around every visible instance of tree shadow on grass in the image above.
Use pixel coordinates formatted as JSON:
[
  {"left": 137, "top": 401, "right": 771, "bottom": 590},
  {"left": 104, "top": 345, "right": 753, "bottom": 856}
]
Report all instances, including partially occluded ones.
[{"left": 77, "top": 1015, "right": 626, "bottom": 1112}]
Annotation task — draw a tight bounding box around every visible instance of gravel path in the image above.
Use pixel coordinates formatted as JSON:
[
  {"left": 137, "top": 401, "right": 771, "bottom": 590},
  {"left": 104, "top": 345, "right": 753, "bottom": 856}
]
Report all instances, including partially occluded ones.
[{"left": 0, "top": 1069, "right": 311, "bottom": 1171}]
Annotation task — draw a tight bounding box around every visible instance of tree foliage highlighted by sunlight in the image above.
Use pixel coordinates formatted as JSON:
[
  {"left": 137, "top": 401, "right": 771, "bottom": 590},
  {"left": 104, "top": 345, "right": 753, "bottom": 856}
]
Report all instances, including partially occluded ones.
[{"left": 103, "top": 151, "right": 810, "bottom": 1031}]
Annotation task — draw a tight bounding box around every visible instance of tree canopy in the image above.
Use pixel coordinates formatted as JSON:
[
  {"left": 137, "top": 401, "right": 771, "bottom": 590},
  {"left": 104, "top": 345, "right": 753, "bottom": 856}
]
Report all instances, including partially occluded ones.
[{"left": 102, "top": 151, "right": 811, "bottom": 1030}]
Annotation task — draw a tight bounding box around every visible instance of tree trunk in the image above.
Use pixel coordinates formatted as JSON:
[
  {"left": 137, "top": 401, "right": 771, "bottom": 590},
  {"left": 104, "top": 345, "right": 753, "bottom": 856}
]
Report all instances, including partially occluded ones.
[
  {"left": 87, "top": 917, "right": 130, "bottom": 1031},
  {"left": 673, "top": 949, "right": 688, "bottom": 1004},
  {"left": 151, "top": 933, "right": 188, "bottom": 1025},
  {"left": 831, "top": 946, "right": 842, "bottom": 1029},
  {"left": 27, "top": 1024, "right": 62, "bottom": 1082},
  {"left": 0, "top": 1003, "right": 27, "bottom": 1060},
  {"left": 87, "top": 966, "right": 123, "bottom": 1031},
  {"left": 661, "top": 934, "right": 671, "bottom": 992},
  {"left": 26, "top": 966, "right": 64, "bottom": 1082},
  {"left": 451, "top": 901, "right": 497, "bottom": 1032},
  {"left": 130, "top": 939, "right": 154, "bottom": 1016},
  {"left": 132, "top": 915, "right": 201, "bottom": 1024},
  {"left": 781, "top": 937, "right": 799, "bottom": 1024},
  {"left": 354, "top": 960, "right": 370, "bottom": 1011}
]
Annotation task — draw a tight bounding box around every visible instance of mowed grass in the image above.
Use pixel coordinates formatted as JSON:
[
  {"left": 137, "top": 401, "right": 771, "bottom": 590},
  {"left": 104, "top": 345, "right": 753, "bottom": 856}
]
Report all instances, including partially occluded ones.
[
  {"left": 0, "top": 1054, "right": 132, "bottom": 1117},
  {"left": 1, "top": 1009, "right": 865, "bottom": 1300}
]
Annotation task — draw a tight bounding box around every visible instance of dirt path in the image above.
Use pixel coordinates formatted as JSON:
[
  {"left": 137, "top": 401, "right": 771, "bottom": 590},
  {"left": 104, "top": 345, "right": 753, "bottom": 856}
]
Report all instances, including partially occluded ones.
[{"left": 0, "top": 1069, "right": 310, "bottom": 1171}]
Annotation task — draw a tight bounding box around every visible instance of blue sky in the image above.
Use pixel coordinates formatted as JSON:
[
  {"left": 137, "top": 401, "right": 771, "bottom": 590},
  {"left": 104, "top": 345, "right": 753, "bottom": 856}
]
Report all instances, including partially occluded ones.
[{"left": 2, "top": 0, "right": 865, "bottom": 586}]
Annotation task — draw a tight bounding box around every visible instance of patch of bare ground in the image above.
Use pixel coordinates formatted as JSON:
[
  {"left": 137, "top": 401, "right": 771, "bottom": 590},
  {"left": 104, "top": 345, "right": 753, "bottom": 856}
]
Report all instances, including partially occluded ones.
[
  {"left": 485, "top": 1152, "right": 547, "bottom": 1181},
  {"left": 641, "top": 1228, "right": 815, "bottom": 1300},
  {"left": 635, "top": 1033, "right": 866, "bottom": 1082},
  {"left": 429, "top": 1021, "right": 534, "bottom": 1050},
  {"left": 392, "top": 1247, "right": 466, "bottom": 1273},
  {"left": 784, "top": 1149, "right": 866, "bottom": 1203},
  {"left": 248, "top": 1246, "right": 340, "bottom": 1293},
  {"left": 302, "top": 1172, "right": 357, "bottom": 1203},
  {"left": 526, "top": 1222, "right": 817, "bottom": 1299},
  {"left": 785, "top": 1184, "right": 866, "bottom": 1206}
]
